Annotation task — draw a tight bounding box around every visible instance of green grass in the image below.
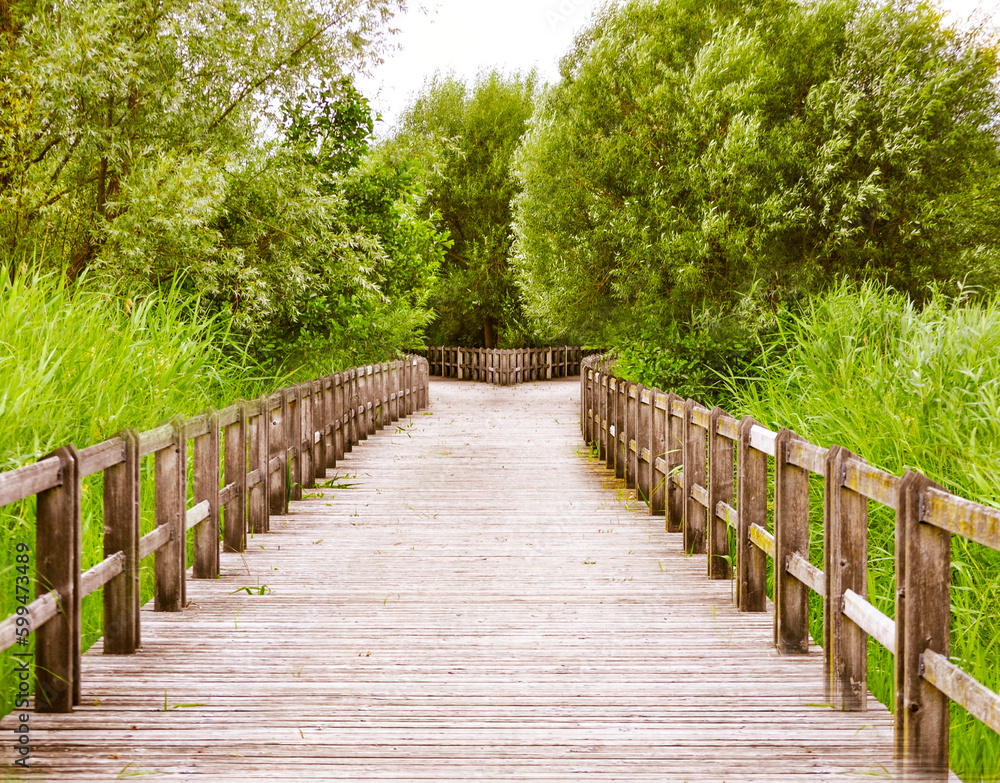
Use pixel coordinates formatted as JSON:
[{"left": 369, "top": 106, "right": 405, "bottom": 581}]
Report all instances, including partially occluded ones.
[
  {"left": 0, "top": 269, "right": 282, "bottom": 717},
  {"left": 730, "top": 281, "right": 1000, "bottom": 782}
]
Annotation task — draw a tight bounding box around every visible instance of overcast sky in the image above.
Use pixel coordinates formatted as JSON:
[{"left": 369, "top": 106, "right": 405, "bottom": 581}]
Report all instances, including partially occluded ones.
[{"left": 357, "top": 0, "right": 998, "bottom": 136}]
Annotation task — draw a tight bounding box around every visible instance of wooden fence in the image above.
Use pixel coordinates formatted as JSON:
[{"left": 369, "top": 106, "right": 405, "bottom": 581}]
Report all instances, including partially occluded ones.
[
  {"left": 0, "top": 356, "right": 429, "bottom": 714},
  {"left": 580, "top": 354, "right": 1000, "bottom": 781},
  {"left": 417, "top": 346, "right": 586, "bottom": 385}
]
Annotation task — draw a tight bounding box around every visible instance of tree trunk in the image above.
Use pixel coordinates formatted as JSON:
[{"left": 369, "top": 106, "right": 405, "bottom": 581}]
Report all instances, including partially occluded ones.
[{"left": 483, "top": 314, "right": 497, "bottom": 349}]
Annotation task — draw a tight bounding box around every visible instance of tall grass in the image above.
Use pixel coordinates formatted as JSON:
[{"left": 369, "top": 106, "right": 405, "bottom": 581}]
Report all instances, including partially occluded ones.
[
  {"left": 0, "top": 270, "right": 280, "bottom": 717},
  {"left": 732, "top": 282, "right": 1000, "bottom": 782}
]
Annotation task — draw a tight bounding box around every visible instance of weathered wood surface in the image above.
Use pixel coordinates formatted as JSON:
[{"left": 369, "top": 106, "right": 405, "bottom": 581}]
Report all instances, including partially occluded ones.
[{"left": 3, "top": 378, "right": 897, "bottom": 781}]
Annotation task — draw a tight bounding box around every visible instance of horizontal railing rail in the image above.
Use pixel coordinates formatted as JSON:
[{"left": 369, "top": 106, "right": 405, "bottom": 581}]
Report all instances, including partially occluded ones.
[
  {"left": 580, "top": 354, "right": 1000, "bottom": 781},
  {"left": 414, "top": 346, "right": 592, "bottom": 386},
  {"left": 0, "top": 356, "right": 430, "bottom": 714}
]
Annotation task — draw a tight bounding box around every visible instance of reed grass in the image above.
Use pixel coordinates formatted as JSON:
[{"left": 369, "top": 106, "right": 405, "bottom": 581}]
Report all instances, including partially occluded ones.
[{"left": 0, "top": 269, "right": 281, "bottom": 717}]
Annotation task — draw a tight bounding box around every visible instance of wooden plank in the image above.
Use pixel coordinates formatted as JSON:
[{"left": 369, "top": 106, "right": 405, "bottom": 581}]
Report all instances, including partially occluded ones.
[
  {"left": 138, "top": 423, "right": 175, "bottom": 457},
  {"left": 0, "top": 455, "right": 62, "bottom": 507},
  {"left": 843, "top": 459, "right": 899, "bottom": 510},
  {"left": 748, "top": 425, "right": 776, "bottom": 457},
  {"left": 786, "top": 553, "right": 825, "bottom": 599},
  {"left": 786, "top": 439, "right": 828, "bottom": 476},
  {"left": 922, "top": 650, "right": 1000, "bottom": 736},
  {"left": 0, "top": 590, "right": 60, "bottom": 653},
  {"left": 185, "top": 500, "right": 211, "bottom": 532},
  {"left": 79, "top": 552, "right": 126, "bottom": 599},
  {"left": 139, "top": 524, "right": 172, "bottom": 560},
  {"left": 219, "top": 482, "right": 238, "bottom": 507},
  {"left": 750, "top": 523, "right": 776, "bottom": 560},
  {"left": 842, "top": 589, "right": 895, "bottom": 655},
  {"left": 715, "top": 501, "right": 737, "bottom": 531},
  {"left": 77, "top": 438, "right": 125, "bottom": 478},
  {"left": 690, "top": 405, "right": 710, "bottom": 429},
  {"left": 690, "top": 483, "right": 709, "bottom": 508},
  {"left": 184, "top": 414, "right": 210, "bottom": 439},
  {"left": 716, "top": 415, "right": 739, "bottom": 441},
  {"left": 218, "top": 405, "right": 241, "bottom": 428},
  {"left": 922, "top": 486, "right": 1000, "bottom": 550}
]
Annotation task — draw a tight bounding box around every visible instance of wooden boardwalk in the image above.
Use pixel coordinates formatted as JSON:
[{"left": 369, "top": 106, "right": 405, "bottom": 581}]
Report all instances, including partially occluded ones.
[{"left": 4, "top": 377, "right": 897, "bottom": 781}]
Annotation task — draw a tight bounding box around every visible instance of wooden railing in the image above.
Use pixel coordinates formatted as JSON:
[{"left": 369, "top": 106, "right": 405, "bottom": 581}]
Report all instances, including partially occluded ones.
[
  {"left": 0, "top": 356, "right": 429, "bottom": 713},
  {"left": 416, "top": 346, "right": 587, "bottom": 385},
  {"left": 580, "top": 354, "right": 1000, "bottom": 781}
]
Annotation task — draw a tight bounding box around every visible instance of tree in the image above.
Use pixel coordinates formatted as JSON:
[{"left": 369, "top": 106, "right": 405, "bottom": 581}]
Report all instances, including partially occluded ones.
[
  {"left": 381, "top": 69, "right": 538, "bottom": 347},
  {"left": 512, "top": 0, "right": 1000, "bottom": 392},
  {"left": 1, "top": 0, "right": 406, "bottom": 282}
]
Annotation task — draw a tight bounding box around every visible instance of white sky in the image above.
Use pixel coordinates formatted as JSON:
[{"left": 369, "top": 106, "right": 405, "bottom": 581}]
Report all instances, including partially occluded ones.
[{"left": 358, "top": 0, "right": 999, "bottom": 135}]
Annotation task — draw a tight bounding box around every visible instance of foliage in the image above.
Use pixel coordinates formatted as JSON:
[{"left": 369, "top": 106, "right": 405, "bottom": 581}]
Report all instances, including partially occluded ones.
[
  {"left": 381, "top": 69, "right": 538, "bottom": 347},
  {"left": 0, "top": 267, "right": 278, "bottom": 717},
  {"left": 512, "top": 0, "right": 1000, "bottom": 395},
  {"left": 731, "top": 281, "right": 1000, "bottom": 781},
  {"left": 1, "top": 0, "right": 405, "bottom": 277},
  {"left": 1, "top": 0, "right": 445, "bottom": 371}
]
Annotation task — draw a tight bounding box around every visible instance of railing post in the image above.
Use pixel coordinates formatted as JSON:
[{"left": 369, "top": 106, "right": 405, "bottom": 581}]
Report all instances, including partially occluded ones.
[
  {"left": 286, "top": 388, "right": 302, "bottom": 499},
  {"left": 312, "top": 379, "right": 325, "bottom": 480},
  {"left": 899, "top": 471, "right": 950, "bottom": 778},
  {"left": 665, "top": 393, "right": 684, "bottom": 534},
  {"left": 625, "top": 383, "right": 638, "bottom": 490},
  {"left": 708, "top": 407, "right": 734, "bottom": 580},
  {"left": 354, "top": 369, "right": 366, "bottom": 442},
  {"left": 104, "top": 429, "right": 140, "bottom": 654},
  {"left": 774, "top": 428, "right": 809, "bottom": 654},
  {"left": 422, "top": 357, "right": 430, "bottom": 408},
  {"left": 388, "top": 363, "right": 398, "bottom": 424},
  {"left": 614, "top": 378, "right": 626, "bottom": 480},
  {"left": 597, "top": 372, "right": 608, "bottom": 464},
  {"left": 824, "top": 445, "right": 869, "bottom": 710},
  {"left": 35, "top": 445, "right": 80, "bottom": 713},
  {"left": 224, "top": 406, "right": 247, "bottom": 551},
  {"left": 737, "top": 417, "right": 767, "bottom": 612},
  {"left": 322, "top": 376, "right": 336, "bottom": 469},
  {"left": 546, "top": 347, "right": 553, "bottom": 379},
  {"left": 650, "top": 391, "right": 666, "bottom": 516},
  {"left": 638, "top": 386, "right": 652, "bottom": 508},
  {"left": 365, "top": 365, "right": 375, "bottom": 437},
  {"left": 268, "top": 394, "right": 286, "bottom": 516},
  {"left": 297, "top": 384, "right": 312, "bottom": 491},
  {"left": 682, "top": 399, "right": 706, "bottom": 554},
  {"left": 247, "top": 399, "right": 268, "bottom": 535},
  {"left": 345, "top": 370, "right": 356, "bottom": 452},
  {"left": 192, "top": 412, "right": 220, "bottom": 579},
  {"left": 332, "top": 372, "right": 345, "bottom": 459},
  {"left": 154, "top": 419, "right": 185, "bottom": 612}
]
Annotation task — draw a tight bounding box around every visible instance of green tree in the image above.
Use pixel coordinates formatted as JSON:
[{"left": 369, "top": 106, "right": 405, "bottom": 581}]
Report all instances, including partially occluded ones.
[
  {"left": 1, "top": 0, "right": 405, "bottom": 281},
  {"left": 382, "top": 69, "right": 538, "bottom": 347},
  {"left": 512, "top": 0, "right": 1000, "bottom": 394}
]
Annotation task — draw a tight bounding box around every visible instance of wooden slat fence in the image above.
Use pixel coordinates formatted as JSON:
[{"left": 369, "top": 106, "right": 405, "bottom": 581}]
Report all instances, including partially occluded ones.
[
  {"left": 0, "top": 356, "right": 429, "bottom": 713},
  {"left": 580, "top": 354, "right": 1000, "bottom": 782},
  {"left": 416, "top": 346, "right": 588, "bottom": 385}
]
